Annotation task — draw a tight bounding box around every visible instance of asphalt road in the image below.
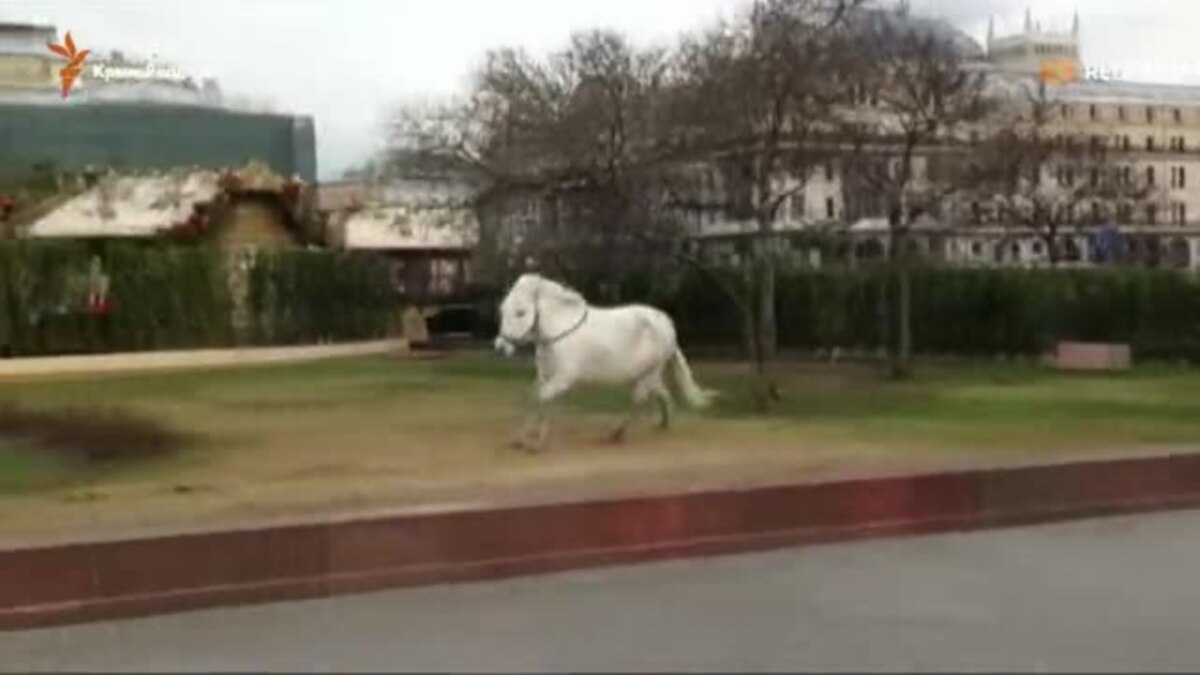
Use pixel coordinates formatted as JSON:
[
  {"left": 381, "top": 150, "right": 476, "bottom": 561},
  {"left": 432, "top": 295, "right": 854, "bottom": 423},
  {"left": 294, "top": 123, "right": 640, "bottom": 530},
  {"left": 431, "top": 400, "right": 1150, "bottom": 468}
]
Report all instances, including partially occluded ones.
[{"left": 5, "top": 510, "right": 1200, "bottom": 673}]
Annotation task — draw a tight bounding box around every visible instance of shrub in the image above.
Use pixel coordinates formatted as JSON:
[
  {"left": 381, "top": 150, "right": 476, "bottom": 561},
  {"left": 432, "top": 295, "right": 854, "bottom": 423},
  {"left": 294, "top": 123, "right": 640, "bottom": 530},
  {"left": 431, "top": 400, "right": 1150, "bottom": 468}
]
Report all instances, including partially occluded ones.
[
  {"left": 660, "top": 265, "right": 1200, "bottom": 362},
  {"left": 0, "top": 241, "right": 396, "bottom": 357}
]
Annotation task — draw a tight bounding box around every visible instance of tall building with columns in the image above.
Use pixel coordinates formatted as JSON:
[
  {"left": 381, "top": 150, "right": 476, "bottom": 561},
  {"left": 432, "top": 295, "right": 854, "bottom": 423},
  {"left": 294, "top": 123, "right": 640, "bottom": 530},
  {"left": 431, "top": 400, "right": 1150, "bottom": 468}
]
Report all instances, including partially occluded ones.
[
  {"left": 775, "top": 10, "right": 1200, "bottom": 270},
  {"left": 946, "top": 11, "right": 1200, "bottom": 269}
]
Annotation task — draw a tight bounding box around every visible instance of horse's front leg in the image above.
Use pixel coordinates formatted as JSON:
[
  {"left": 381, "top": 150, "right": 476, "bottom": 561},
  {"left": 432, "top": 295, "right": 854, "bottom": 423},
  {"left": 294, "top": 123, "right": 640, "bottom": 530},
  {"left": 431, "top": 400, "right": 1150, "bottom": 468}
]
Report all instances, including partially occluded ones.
[
  {"left": 509, "top": 353, "right": 552, "bottom": 450},
  {"left": 511, "top": 377, "right": 544, "bottom": 450},
  {"left": 524, "top": 376, "right": 572, "bottom": 453}
]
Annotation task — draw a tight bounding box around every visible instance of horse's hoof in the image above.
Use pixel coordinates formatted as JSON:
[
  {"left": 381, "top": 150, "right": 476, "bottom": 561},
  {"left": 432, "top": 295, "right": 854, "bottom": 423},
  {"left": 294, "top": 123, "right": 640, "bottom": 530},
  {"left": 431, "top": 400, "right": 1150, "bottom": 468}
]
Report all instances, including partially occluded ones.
[{"left": 606, "top": 428, "right": 627, "bottom": 444}]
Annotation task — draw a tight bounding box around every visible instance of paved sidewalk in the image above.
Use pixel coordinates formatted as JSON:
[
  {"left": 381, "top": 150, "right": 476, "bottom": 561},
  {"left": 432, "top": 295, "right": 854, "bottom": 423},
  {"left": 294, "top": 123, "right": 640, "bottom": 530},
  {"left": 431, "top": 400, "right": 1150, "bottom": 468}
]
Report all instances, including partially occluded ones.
[{"left": 0, "top": 339, "right": 408, "bottom": 378}]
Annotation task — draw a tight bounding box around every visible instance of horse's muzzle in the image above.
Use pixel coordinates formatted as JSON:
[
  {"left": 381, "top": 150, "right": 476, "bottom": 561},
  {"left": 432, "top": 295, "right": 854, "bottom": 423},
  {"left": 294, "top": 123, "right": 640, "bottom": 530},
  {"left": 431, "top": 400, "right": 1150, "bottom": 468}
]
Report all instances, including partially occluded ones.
[{"left": 494, "top": 336, "right": 516, "bottom": 357}]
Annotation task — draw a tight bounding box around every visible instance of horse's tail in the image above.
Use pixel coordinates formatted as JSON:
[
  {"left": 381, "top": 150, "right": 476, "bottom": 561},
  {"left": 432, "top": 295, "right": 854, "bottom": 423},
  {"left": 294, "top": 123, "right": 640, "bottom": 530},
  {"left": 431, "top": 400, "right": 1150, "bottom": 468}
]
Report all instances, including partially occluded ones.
[{"left": 670, "top": 348, "right": 717, "bottom": 409}]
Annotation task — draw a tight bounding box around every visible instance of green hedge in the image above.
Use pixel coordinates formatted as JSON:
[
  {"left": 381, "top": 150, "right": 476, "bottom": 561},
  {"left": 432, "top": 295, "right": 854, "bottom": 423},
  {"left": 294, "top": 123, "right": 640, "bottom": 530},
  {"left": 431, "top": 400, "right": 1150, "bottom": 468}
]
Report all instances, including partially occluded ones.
[
  {"left": 245, "top": 250, "right": 392, "bottom": 346},
  {"left": 0, "top": 241, "right": 395, "bottom": 357},
  {"left": 646, "top": 266, "right": 1200, "bottom": 362}
]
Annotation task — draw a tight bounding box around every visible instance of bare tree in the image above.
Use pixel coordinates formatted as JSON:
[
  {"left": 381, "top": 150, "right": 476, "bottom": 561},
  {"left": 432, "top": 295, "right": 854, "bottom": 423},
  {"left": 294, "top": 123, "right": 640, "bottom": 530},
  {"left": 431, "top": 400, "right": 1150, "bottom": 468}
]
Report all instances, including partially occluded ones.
[
  {"left": 838, "top": 6, "right": 992, "bottom": 378},
  {"left": 387, "top": 3, "right": 863, "bottom": 410},
  {"left": 660, "top": 0, "right": 859, "bottom": 407},
  {"left": 390, "top": 31, "right": 682, "bottom": 292}
]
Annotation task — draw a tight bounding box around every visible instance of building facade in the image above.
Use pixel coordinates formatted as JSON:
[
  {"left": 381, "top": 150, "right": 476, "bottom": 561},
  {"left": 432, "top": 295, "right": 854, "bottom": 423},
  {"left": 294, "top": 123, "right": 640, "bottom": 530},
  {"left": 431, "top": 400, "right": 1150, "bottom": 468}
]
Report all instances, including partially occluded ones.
[
  {"left": 0, "top": 23, "right": 316, "bottom": 182},
  {"left": 844, "top": 13, "right": 1200, "bottom": 267},
  {"left": 693, "top": 11, "right": 1200, "bottom": 270},
  {"left": 321, "top": 176, "right": 479, "bottom": 302}
]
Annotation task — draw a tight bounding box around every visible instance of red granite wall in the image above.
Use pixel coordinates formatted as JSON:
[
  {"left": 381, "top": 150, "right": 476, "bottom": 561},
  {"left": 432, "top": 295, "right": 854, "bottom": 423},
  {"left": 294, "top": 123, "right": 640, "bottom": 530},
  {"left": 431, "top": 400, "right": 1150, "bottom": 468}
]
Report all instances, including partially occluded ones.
[{"left": 3, "top": 452, "right": 1200, "bottom": 630}]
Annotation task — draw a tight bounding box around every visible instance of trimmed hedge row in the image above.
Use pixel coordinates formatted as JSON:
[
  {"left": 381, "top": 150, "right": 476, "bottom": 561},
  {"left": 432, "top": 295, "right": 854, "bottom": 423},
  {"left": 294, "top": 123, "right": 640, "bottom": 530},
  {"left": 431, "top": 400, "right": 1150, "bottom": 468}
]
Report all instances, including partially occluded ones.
[
  {"left": 656, "top": 266, "right": 1200, "bottom": 361},
  {"left": 245, "top": 250, "right": 393, "bottom": 346},
  {"left": 0, "top": 241, "right": 395, "bottom": 357}
]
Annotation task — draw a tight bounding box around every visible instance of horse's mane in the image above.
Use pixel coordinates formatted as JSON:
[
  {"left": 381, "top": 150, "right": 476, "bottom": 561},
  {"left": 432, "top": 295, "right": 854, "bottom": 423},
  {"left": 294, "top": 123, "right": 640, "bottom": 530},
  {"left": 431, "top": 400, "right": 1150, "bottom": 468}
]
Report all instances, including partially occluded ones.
[{"left": 518, "top": 273, "right": 587, "bottom": 308}]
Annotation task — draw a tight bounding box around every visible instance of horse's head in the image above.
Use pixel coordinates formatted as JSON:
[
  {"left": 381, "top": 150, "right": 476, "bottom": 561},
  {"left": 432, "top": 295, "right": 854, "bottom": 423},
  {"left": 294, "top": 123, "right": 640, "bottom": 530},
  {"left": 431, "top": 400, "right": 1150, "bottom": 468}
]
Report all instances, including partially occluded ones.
[
  {"left": 494, "top": 274, "right": 543, "bottom": 353},
  {"left": 493, "top": 274, "right": 585, "bottom": 355}
]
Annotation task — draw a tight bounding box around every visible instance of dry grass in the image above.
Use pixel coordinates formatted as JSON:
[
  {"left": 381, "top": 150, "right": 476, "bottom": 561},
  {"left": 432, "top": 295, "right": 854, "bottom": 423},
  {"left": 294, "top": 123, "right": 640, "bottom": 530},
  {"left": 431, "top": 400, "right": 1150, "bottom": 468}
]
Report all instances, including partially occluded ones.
[{"left": 1, "top": 353, "right": 1199, "bottom": 545}]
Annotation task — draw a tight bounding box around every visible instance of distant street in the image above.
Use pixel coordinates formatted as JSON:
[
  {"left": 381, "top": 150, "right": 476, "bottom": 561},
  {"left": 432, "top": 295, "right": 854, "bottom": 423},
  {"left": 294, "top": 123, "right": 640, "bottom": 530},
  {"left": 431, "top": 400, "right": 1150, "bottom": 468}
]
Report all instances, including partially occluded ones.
[{"left": 5, "top": 510, "right": 1200, "bottom": 672}]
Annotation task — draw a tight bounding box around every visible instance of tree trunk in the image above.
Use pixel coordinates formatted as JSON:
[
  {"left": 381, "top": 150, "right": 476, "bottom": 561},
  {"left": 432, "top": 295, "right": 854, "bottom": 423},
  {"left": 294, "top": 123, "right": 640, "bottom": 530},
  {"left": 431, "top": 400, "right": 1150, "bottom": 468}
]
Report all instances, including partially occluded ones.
[
  {"left": 756, "top": 256, "right": 780, "bottom": 404},
  {"left": 893, "top": 260, "right": 913, "bottom": 379},
  {"left": 758, "top": 257, "right": 777, "bottom": 361},
  {"left": 741, "top": 301, "right": 757, "bottom": 364},
  {"left": 876, "top": 269, "right": 889, "bottom": 359},
  {"left": 886, "top": 210, "right": 913, "bottom": 380},
  {"left": 1044, "top": 218, "right": 1060, "bottom": 268}
]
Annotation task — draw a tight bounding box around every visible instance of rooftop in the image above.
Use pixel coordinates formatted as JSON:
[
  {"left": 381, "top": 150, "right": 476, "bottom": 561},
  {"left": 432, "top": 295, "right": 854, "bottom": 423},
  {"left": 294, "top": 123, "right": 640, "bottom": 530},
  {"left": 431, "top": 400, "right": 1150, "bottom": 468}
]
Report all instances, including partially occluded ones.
[
  {"left": 25, "top": 171, "right": 221, "bottom": 239},
  {"left": 338, "top": 206, "right": 477, "bottom": 251},
  {"left": 987, "top": 70, "right": 1200, "bottom": 106},
  {"left": 0, "top": 22, "right": 55, "bottom": 32}
]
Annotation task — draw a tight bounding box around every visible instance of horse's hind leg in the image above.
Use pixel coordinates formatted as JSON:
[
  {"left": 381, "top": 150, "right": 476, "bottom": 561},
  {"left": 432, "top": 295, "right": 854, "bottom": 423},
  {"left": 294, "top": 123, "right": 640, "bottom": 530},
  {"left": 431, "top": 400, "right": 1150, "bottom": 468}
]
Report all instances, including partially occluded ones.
[
  {"left": 650, "top": 369, "right": 674, "bottom": 430},
  {"left": 608, "top": 376, "right": 653, "bottom": 443}
]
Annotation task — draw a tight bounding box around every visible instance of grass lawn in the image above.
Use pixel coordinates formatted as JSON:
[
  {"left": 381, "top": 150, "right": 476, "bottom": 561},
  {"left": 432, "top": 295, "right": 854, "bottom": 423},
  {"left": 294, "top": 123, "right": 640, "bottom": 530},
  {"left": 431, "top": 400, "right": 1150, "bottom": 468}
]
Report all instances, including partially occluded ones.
[{"left": 1, "top": 351, "right": 1199, "bottom": 543}]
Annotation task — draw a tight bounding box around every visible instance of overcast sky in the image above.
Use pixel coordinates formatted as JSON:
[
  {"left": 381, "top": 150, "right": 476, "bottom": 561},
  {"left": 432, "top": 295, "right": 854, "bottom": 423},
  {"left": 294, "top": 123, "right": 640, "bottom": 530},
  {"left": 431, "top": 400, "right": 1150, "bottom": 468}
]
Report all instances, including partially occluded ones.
[{"left": 7, "top": 0, "right": 1200, "bottom": 180}]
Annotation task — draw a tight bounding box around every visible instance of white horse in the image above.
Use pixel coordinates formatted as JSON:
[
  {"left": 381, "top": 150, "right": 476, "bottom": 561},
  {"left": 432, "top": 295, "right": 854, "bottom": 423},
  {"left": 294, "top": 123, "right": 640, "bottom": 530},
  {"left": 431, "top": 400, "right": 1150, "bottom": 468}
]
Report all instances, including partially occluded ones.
[{"left": 493, "top": 273, "right": 715, "bottom": 451}]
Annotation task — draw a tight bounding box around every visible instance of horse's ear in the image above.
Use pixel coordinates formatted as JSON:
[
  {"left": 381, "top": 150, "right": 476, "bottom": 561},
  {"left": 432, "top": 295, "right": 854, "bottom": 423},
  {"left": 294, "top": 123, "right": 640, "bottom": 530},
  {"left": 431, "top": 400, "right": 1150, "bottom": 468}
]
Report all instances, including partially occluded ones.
[{"left": 561, "top": 288, "right": 586, "bottom": 307}]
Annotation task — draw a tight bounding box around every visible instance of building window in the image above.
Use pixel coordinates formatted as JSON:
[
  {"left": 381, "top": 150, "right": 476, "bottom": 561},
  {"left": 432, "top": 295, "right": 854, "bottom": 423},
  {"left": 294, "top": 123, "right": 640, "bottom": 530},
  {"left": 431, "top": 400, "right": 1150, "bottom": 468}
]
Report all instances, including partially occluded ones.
[
  {"left": 1122, "top": 166, "right": 1132, "bottom": 185},
  {"left": 1181, "top": 137, "right": 1188, "bottom": 152},
  {"left": 1148, "top": 166, "right": 1156, "bottom": 186},
  {"left": 1123, "top": 135, "right": 1131, "bottom": 151},
  {"left": 789, "top": 193, "right": 805, "bottom": 221},
  {"left": 1176, "top": 108, "right": 1184, "bottom": 123},
  {"left": 824, "top": 162, "right": 834, "bottom": 181},
  {"left": 1089, "top": 104, "right": 1097, "bottom": 121},
  {"left": 1182, "top": 203, "right": 1189, "bottom": 225},
  {"left": 1032, "top": 241, "right": 1044, "bottom": 255},
  {"left": 1147, "top": 136, "right": 1156, "bottom": 152},
  {"left": 1092, "top": 201, "right": 1102, "bottom": 223},
  {"left": 1147, "top": 107, "right": 1156, "bottom": 123},
  {"left": 970, "top": 241, "right": 982, "bottom": 257},
  {"left": 1061, "top": 104, "right": 1072, "bottom": 120},
  {"left": 1118, "top": 106, "right": 1127, "bottom": 121},
  {"left": 825, "top": 197, "right": 835, "bottom": 219},
  {"left": 1090, "top": 168, "right": 1099, "bottom": 187},
  {"left": 1148, "top": 203, "right": 1159, "bottom": 225},
  {"left": 1181, "top": 166, "right": 1187, "bottom": 188},
  {"left": 1118, "top": 203, "right": 1132, "bottom": 223}
]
